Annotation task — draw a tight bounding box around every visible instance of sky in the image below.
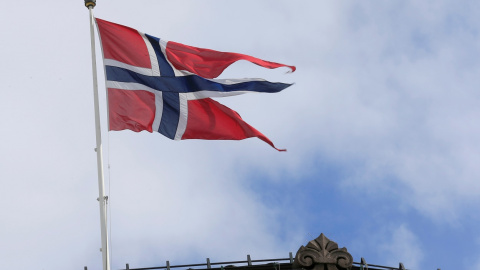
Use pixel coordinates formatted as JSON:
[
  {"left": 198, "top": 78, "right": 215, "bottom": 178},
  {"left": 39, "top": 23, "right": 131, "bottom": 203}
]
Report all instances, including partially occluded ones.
[{"left": 1, "top": 1, "right": 479, "bottom": 269}]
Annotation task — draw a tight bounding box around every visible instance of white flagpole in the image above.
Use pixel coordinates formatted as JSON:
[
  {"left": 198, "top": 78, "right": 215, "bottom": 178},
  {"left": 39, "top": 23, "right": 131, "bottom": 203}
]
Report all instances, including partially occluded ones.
[{"left": 85, "top": 1, "right": 110, "bottom": 270}]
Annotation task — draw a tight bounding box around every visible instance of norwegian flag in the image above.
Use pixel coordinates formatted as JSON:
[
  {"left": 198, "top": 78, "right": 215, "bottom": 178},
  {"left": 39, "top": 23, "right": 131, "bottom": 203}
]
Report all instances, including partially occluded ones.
[{"left": 96, "top": 18, "right": 295, "bottom": 151}]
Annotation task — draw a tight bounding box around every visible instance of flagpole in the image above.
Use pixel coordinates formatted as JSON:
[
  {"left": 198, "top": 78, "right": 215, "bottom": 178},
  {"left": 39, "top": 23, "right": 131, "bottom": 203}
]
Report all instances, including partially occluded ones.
[{"left": 85, "top": 1, "right": 110, "bottom": 270}]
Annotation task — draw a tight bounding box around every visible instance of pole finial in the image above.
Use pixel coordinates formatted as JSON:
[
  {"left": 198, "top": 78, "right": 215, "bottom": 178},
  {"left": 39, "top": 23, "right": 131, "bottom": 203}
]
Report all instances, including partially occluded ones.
[{"left": 85, "top": 0, "right": 96, "bottom": 8}]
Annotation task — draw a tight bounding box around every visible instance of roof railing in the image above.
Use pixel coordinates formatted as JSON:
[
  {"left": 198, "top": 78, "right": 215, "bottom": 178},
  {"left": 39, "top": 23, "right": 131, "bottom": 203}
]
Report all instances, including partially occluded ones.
[{"left": 105, "top": 253, "right": 409, "bottom": 270}]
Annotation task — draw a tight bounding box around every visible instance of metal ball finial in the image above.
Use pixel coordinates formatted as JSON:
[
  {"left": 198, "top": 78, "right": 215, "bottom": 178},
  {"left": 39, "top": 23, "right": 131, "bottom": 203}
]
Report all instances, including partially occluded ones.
[{"left": 85, "top": 0, "right": 96, "bottom": 8}]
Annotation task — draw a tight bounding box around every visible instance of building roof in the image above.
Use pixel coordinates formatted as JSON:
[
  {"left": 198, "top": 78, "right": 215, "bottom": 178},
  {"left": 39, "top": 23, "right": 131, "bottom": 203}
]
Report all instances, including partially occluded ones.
[{"left": 119, "top": 233, "right": 410, "bottom": 270}]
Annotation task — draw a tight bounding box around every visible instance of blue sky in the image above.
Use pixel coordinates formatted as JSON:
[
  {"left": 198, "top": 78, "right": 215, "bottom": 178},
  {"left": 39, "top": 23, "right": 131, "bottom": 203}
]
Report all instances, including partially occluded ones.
[{"left": 1, "top": 1, "right": 479, "bottom": 269}]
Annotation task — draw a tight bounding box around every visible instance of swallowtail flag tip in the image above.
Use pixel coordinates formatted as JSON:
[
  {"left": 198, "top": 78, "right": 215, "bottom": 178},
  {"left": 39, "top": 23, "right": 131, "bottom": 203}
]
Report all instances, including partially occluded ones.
[{"left": 95, "top": 18, "right": 295, "bottom": 151}]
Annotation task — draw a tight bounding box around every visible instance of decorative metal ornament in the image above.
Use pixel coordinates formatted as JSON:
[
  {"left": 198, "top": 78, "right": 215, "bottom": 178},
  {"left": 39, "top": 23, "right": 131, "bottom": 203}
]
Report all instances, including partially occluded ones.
[
  {"left": 85, "top": 0, "right": 96, "bottom": 8},
  {"left": 293, "top": 233, "right": 353, "bottom": 270}
]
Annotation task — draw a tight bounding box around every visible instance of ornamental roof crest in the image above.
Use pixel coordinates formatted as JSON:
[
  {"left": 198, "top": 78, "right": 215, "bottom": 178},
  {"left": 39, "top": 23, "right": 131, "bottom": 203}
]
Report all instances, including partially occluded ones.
[{"left": 293, "top": 233, "right": 353, "bottom": 270}]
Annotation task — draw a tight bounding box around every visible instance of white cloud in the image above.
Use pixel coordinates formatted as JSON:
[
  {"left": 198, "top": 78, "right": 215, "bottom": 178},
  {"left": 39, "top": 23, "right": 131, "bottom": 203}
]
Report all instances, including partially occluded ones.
[{"left": 378, "top": 224, "right": 424, "bottom": 269}]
